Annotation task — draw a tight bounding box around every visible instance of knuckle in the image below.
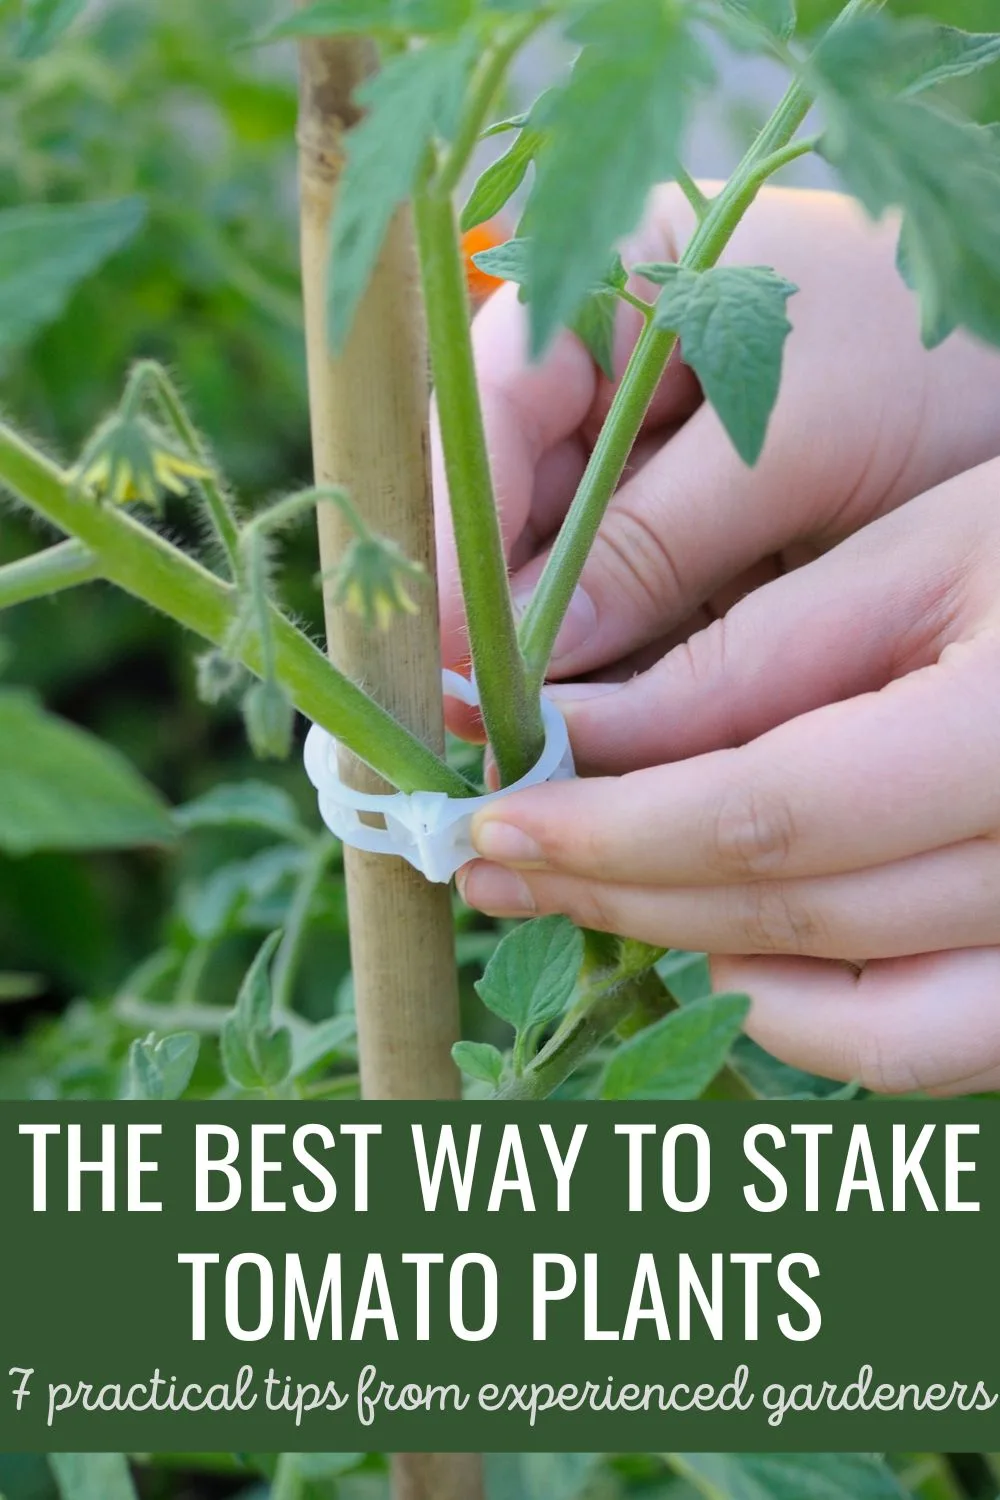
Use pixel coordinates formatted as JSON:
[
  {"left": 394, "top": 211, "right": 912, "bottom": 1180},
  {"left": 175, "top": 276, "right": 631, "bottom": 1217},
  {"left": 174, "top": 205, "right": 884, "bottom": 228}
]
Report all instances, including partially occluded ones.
[
  {"left": 711, "top": 767, "right": 796, "bottom": 880},
  {"left": 737, "top": 882, "right": 822, "bottom": 956}
]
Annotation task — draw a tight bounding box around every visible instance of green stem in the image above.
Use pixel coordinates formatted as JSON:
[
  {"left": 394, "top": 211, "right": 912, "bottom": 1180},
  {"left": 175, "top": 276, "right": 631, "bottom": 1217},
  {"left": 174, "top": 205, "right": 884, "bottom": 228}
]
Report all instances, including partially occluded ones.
[
  {"left": 0, "top": 421, "right": 474, "bottom": 798},
  {"left": 414, "top": 182, "right": 544, "bottom": 784},
  {"left": 497, "top": 959, "right": 756, "bottom": 1102},
  {"left": 495, "top": 968, "right": 646, "bottom": 1101},
  {"left": 674, "top": 164, "right": 711, "bottom": 220},
  {"left": 127, "top": 360, "right": 242, "bottom": 577},
  {"left": 0, "top": 539, "right": 101, "bottom": 608},
  {"left": 515, "top": 0, "right": 891, "bottom": 686},
  {"left": 435, "top": 15, "right": 548, "bottom": 197},
  {"left": 272, "top": 832, "right": 339, "bottom": 1013}
]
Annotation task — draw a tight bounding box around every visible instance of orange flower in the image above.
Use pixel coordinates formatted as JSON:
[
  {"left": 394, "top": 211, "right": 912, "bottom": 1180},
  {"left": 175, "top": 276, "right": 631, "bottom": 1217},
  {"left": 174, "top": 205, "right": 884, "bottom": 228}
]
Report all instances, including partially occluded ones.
[{"left": 462, "top": 218, "right": 509, "bottom": 305}]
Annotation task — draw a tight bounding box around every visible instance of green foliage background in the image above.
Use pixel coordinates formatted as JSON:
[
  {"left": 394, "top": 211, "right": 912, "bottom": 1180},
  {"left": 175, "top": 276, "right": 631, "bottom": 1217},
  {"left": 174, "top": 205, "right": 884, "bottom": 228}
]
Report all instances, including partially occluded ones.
[{"left": 1, "top": 1, "right": 999, "bottom": 1497}]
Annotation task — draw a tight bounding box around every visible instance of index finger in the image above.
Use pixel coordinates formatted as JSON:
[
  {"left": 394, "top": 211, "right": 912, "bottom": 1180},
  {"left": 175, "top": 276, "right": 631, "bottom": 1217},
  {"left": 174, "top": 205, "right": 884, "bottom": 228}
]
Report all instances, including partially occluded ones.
[{"left": 469, "top": 632, "right": 1000, "bottom": 886}]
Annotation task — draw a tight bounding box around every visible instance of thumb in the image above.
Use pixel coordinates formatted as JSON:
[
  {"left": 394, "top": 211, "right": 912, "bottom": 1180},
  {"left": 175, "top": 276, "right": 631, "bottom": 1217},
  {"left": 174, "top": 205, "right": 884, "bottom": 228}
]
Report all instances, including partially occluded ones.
[{"left": 549, "top": 487, "right": 973, "bottom": 775}]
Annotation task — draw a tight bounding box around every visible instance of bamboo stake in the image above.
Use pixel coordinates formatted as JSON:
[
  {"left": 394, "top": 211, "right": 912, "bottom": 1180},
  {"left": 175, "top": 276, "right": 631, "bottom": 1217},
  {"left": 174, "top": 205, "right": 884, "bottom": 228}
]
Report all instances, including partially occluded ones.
[{"left": 297, "top": 36, "right": 484, "bottom": 1500}]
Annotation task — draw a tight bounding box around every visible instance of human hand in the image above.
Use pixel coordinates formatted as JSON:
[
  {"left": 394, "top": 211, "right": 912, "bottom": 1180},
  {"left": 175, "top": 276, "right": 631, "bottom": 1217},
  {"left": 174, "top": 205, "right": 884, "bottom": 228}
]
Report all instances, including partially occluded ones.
[
  {"left": 436, "top": 185, "right": 1000, "bottom": 741},
  {"left": 457, "top": 460, "right": 1000, "bottom": 1096}
]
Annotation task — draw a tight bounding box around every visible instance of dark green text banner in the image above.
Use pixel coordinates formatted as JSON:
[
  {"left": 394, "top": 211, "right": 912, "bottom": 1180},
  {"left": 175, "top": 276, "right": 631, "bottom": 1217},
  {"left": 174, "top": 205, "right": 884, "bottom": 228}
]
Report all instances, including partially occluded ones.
[{"left": 0, "top": 1103, "right": 996, "bottom": 1450}]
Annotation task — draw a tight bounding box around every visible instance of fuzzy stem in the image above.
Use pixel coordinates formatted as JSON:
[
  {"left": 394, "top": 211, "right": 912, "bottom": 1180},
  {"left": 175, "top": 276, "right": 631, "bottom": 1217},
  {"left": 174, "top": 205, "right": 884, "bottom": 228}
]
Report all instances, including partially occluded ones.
[
  {"left": 673, "top": 164, "right": 711, "bottom": 220},
  {"left": 497, "top": 961, "right": 757, "bottom": 1102},
  {"left": 0, "top": 539, "right": 101, "bottom": 608},
  {"left": 414, "top": 182, "right": 544, "bottom": 784},
  {"left": 0, "top": 421, "right": 472, "bottom": 797},
  {"left": 125, "top": 360, "right": 242, "bottom": 575}
]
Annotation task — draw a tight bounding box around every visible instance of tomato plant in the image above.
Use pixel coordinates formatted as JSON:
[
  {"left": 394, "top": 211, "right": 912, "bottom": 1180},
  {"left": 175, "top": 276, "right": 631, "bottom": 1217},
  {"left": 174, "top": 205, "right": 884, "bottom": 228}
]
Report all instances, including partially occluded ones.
[{"left": 2, "top": 0, "right": 1000, "bottom": 1497}]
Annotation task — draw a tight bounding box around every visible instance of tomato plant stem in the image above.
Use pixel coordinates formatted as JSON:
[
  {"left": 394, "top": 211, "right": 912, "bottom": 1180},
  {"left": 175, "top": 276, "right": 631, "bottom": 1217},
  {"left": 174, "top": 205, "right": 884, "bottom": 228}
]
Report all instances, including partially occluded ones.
[
  {"left": 414, "top": 182, "right": 545, "bottom": 783},
  {"left": 0, "top": 538, "right": 100, "bottom": 607},
  {"left": 0, "top": 420, "right": 471, "bottom": 797}
]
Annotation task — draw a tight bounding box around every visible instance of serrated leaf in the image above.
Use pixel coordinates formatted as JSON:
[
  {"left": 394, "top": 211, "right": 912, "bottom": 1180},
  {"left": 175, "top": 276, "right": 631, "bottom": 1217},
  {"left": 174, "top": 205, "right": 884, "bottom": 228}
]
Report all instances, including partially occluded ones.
[
  {"left": 14, "top": 0, "right": 88, "bottom": 58},
  {"left": 329, "top": 34, "right": 475, "bottom": 349},
  {"left": 49, "top": 1454, "right": 138, "bottom": 1500},
  {"left": 640, "top": 263, "right": 796, "bottom": 463},
  {"left": 174, "top": 780, "right": 308, "bottom": 843},
  {"left": 461, "top": 127, "right": 544, "bottom": 232},
  {"left": 476, "top": 914, "right": 583, "bottom": 1033},
  {"left": 671, "top": 1453, "right": 906, "bottom": 1500},
  {"left": 601, "top": 992, "right": 749, "bottom": 1100},
  {"left": 126, "top": 1032, "right": 199, "bottom": 1101},
  {"left": 0, "top": 197, "right": 145, "bottom": 353},
  {"left": 452, "top": 1039, "right": 505, "bottom": 1087},
  {"left": 718, "top": 0, "right": 795, "bottom": 48},
  {"left": 813, "top": 26, "right": 1000, "bottom": 350},
  {"left": 813, "top": 15, "right": 1000, "bottom": 100},
  {"left": 522, "top": 0, "right": 712, "bottom": 354},
  {"left": 473, "top": 238, "right": 627, "bottom": 375},
  {"left": 472, "top": 235, "right": 531, "bottom": 284},
  {"left": 0, "top": 689, "right": 174, "bottom": 854}
]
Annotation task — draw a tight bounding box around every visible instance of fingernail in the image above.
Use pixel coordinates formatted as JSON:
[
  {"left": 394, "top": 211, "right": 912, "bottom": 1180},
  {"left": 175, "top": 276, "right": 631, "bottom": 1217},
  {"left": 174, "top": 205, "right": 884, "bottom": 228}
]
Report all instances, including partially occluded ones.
[
  {"left": 473, "top": 818, "right": 545, "bottom": 867},
  {"left": 460, "top": 862, "right": 537, "bottom": 915},
  {"left": 513, "top": 585, "right": 597, "bottom": 664}
]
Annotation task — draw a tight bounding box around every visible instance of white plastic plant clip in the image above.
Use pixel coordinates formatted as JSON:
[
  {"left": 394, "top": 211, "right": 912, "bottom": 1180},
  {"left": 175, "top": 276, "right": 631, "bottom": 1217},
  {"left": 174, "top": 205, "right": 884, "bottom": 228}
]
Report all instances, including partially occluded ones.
[{"left": 303, "top": 669, "right": 575, "bottom": 884}]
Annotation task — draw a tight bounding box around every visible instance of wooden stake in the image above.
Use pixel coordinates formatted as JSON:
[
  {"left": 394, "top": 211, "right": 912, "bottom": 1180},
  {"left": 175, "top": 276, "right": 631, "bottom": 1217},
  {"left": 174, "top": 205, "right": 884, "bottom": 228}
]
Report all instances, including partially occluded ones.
[{"left": 297, "top": 35, "right": 484, "bottom": 1500}]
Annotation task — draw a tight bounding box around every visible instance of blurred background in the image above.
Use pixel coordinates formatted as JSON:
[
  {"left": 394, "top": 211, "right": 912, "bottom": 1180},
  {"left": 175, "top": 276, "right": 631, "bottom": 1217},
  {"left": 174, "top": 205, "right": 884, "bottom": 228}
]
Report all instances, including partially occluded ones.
[{"left": 0, "top": 0, "right": 995, "bottom": 1084}]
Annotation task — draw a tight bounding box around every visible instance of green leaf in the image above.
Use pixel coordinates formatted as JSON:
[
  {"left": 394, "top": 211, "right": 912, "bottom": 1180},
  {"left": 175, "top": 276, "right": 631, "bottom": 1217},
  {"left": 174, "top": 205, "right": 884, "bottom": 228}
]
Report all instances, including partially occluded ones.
[
  {"left": 13, "top": 0, "right": 88, "bottom": 58},
  {"left": 476, "top": 914, "right": 583, "bottom": 1033},
  {"left": 638, "top": 263, "right": 796, "bottom": 464},
  {"left": 718, "top": 0, "right": 795, "bottom": 47},
  {"left": 0, "top": 198, "right": 145, "bottom": 353},
  {"left": 461, "top": 126, "right": 545, "bottom": 232},
  {"left": 0, "top": 689, "right": 174, "bottom": 854},
  {"left": 671, "top": 1453, "right": 906, "bottom": 1500},
  {"left": 522, "top": 0, "right": 712, "bottom": 354},
  {"left": 329, "top": 34, "right": 475, "bottom": 349},
  {"left": 471, "top": 235, "right": 531, "bottom": 284},
  {"left": 600, "top": 992, "right": 749, "bottom": 1100},
  {"left": 125, "top": 1032, "right": 200, "bottom": 1101},
  {"left": 221, "top": 931, "right": 293, "bottom": 1091},
  {"left": 473, "top": 238, "right": 628, "bottom": 377},
  {"left": 657, "top": 949, "right": 713, "bottom": 1003},
  {"left": 257, "top": 0, "right": 471, "bottom": 42},
  {"left": 49, "top": 1454, "right": 138, "bottom": 1500},
  {"left": 813, "top": 15, "right": 1000, "bottom": 100},
  {"left": 481, "top": 110, "right": 530, "bottom": 138},
  {"left": 174, "top": 780, "right": 309, "bottom": 844},
  {"left": 813, "top": 23, "right": 1000, "bottom": 350},
  {"left": 452, "top": 1039, "right": 505, "bottom": 1087}
]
